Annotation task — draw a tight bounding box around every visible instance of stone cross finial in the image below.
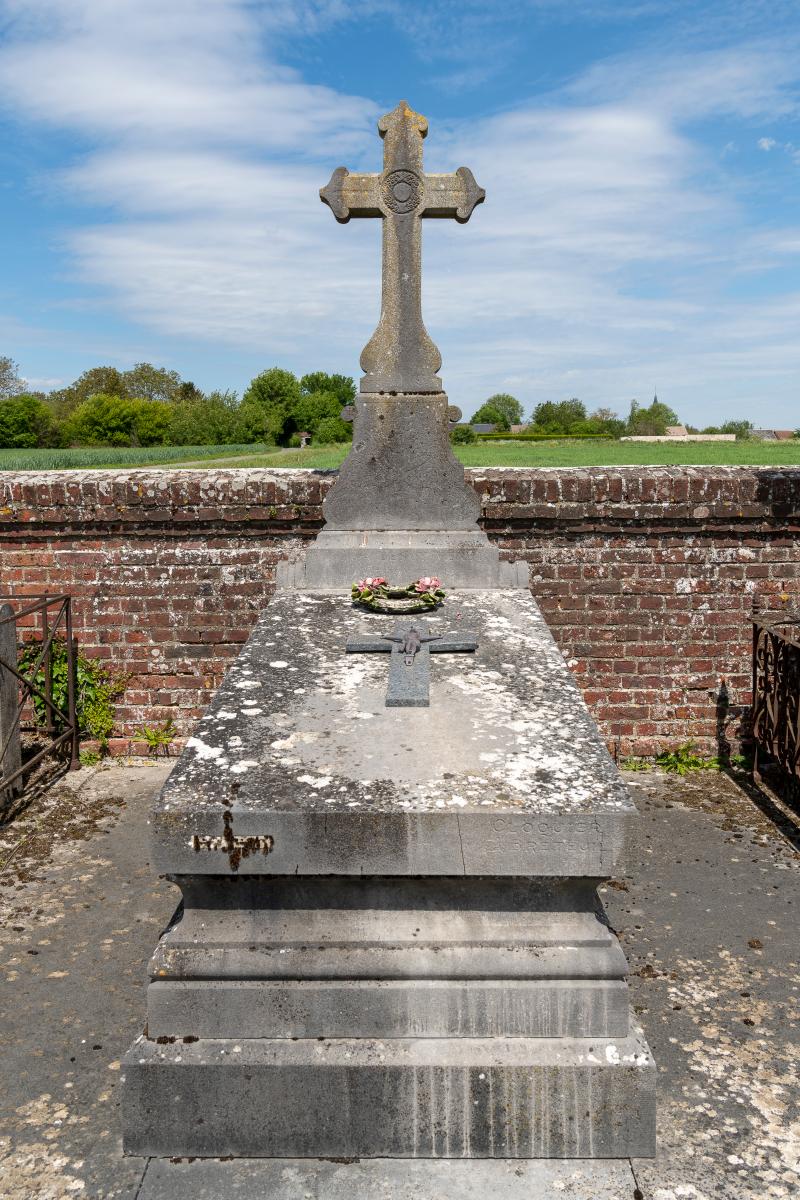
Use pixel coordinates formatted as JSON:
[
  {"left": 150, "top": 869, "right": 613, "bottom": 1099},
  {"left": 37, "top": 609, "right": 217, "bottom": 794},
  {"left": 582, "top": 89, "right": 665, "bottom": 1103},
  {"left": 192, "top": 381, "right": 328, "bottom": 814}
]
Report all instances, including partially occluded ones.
[{"left": 321, "top": 101, "right": 485, "bottom": 394}]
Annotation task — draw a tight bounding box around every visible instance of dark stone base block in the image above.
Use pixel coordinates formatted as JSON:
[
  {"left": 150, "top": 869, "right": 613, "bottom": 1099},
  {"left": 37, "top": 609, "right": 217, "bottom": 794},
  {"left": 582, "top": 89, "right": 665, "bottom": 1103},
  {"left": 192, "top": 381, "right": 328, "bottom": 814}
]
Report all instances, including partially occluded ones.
[{"left": 122, "top": 1025, "right": 655, "bottom": 1159}]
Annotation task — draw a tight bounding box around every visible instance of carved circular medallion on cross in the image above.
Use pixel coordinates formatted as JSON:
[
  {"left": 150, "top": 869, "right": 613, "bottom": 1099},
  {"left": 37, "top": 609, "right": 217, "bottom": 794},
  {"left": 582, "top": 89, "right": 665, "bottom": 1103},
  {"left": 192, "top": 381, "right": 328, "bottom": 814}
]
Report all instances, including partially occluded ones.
[{"left": 381, "top": 168, "right": 423, "bottom": 214}]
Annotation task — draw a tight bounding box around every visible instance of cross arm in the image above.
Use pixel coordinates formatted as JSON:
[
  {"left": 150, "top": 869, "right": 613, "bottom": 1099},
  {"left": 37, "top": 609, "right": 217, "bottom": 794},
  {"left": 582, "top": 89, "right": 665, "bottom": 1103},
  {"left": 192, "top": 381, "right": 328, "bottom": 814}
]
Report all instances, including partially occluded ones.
[
  {"left": 320, "top": 168, "right": 382, "bottom": 224},
  {"left": 345, "top": 637, "right": 393, "bottom": 653},
  {"left": 429, "top": 633, "right": 479, "bottom": 652},
  {"left": 422, "top": 168, "right": 485, "bottom": 223}
]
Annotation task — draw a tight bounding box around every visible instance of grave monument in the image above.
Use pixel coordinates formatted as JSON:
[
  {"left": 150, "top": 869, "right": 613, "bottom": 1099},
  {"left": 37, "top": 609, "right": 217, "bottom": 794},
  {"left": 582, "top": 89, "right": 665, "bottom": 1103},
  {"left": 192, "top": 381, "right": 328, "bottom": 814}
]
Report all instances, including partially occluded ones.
[
  {"left": 122, "top": 101, "right": 655, "bottom": 1165},
  {"left": 280, "top": 100, "right": 527, "bottom": 589}
]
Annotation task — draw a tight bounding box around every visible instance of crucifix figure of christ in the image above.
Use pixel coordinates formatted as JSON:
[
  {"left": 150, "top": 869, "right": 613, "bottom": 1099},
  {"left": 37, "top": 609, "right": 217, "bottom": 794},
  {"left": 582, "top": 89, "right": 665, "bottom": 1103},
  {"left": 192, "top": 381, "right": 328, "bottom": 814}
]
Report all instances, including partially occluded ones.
[
  {"left": 321, "top": 100, "right": 485, "bottom": 394},
  {"left": 346, "top": 622, "right": 478, "bottom": 708}
]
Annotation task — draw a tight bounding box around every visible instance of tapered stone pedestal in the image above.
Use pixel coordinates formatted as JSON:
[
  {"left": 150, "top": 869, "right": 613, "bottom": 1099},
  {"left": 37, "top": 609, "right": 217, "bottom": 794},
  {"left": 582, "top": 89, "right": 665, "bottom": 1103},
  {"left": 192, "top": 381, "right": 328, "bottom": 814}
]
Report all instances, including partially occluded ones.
[
  {"left": 279, "top": 393, "right": 528, "bottom": 589},
  {"left": 122, "top": 591, "right": 655, "bottom": 1158}
]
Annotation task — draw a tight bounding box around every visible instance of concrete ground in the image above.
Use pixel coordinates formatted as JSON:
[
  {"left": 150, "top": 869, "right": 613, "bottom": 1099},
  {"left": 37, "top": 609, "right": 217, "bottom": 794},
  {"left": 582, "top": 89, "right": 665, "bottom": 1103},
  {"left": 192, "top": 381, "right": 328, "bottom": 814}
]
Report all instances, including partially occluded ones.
[{"left": 0, "top": 760, "right": 798, "bottom": 1200}]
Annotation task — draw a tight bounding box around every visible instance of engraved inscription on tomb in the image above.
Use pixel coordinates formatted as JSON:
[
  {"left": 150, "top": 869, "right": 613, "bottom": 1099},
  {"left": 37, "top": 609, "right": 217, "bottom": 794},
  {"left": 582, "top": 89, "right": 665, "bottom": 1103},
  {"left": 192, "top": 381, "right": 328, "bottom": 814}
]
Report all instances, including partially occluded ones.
[{"left": 483, "top": 815, "right": 601, "bottom": 873}]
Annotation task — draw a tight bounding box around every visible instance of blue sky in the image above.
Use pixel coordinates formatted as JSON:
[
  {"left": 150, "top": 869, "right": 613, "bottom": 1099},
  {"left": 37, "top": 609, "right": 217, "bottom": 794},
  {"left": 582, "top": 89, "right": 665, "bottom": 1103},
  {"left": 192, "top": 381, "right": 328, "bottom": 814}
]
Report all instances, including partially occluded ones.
[{"left": 1, "top": 0, "right": 799, "bottom": 425}]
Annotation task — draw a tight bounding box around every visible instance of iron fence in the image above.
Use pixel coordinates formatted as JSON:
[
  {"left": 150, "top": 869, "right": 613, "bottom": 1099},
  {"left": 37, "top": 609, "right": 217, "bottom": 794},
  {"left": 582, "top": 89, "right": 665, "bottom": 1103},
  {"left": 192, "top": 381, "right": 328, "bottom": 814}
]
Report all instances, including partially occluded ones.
[
  {"left": 752, "top": 613, "right": 800, "bottom": 791},
  {"left": 0, "top": 594, "right": 80, "bottom": 800}
]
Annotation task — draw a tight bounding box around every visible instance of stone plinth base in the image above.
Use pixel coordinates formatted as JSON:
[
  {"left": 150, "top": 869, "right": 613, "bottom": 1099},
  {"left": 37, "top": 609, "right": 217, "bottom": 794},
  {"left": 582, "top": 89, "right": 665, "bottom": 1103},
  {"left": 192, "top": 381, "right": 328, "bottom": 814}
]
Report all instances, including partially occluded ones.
[
  {"left": 280, "top": 529, "right": 529, "bottom": 590},
  {"left": 123, "top": 1027, "right": 655, "bottom": 1159}
]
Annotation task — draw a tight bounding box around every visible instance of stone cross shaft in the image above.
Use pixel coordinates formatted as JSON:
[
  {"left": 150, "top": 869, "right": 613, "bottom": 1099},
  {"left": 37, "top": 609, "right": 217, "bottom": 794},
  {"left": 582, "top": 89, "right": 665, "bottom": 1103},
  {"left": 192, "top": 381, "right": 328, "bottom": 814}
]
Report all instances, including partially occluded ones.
[
  {"left": 346, "top": 622, "right": 478, "bottom": 708},
  {"left": 321, "top": 100, "right": 485, "bottom": 394}
]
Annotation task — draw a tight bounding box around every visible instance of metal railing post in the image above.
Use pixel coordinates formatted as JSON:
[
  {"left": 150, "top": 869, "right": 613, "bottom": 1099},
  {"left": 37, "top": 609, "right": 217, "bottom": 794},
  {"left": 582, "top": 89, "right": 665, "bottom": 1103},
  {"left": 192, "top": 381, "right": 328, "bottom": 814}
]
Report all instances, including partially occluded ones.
[
  {"left": 42, "top": 594, "right": 54, "bottom": 736},
  {"left": 0, "top": 602, "right": 23, "bottom": 804},
  {"left": 752, "top": 617, "right": 760, "bottom": 782},
  {"left": 65, "top": 599, "right": 80, "bottom": 771}
]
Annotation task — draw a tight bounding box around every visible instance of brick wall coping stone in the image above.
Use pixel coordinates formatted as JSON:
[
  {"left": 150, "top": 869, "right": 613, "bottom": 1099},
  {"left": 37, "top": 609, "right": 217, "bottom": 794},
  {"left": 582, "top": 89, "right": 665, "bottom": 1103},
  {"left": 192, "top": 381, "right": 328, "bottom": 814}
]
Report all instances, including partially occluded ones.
[{"left": 1, "top": 466, "right": 799, "bottom": 537}]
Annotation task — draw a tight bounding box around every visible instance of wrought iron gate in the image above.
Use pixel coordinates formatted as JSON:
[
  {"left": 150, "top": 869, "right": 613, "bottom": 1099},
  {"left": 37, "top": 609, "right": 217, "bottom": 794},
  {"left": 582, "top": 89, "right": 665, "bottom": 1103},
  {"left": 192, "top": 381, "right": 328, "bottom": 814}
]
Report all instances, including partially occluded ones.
[
  {"left": 752, "top": 613, "right": 800, "bottom": 790},
  {"left": 0, "top": 594, "right": 80, "bottom": 802}
]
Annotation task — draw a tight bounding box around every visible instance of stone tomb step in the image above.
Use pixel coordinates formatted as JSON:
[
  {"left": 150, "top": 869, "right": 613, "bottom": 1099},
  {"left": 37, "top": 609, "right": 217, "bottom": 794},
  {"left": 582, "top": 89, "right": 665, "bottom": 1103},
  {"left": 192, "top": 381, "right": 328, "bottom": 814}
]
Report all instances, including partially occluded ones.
[
  {"left": 149, "top": 877, "right": 629, "bottom": 983},
  {"left": 146, "top": 876, "right": 629, "bottom": 1039},
  {"left": 147, "top": 979, "right": 630, "bottom": 1040},
  {"left": 122, "top": 1025, "right": 656, "bottom": 1160},
  {"left": 137, "top": 1156, "right": 639, "bottom": 1200}
]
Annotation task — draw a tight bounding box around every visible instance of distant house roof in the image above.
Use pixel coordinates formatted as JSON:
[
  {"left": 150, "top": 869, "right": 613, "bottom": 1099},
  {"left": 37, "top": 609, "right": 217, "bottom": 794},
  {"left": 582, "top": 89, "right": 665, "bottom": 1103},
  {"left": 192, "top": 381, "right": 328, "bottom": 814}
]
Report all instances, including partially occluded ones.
[
  {"left": 775, "top": 430, "right": 796, "bottom": 440},
  {"left": 753, "top": 430, "right": 778, "bottom": 440},
  {"left": 470, "top": 423, "right": 497, "bottom": 433},
  {"left": 665, "top": 425, "right": 688, "bottom": 437}
]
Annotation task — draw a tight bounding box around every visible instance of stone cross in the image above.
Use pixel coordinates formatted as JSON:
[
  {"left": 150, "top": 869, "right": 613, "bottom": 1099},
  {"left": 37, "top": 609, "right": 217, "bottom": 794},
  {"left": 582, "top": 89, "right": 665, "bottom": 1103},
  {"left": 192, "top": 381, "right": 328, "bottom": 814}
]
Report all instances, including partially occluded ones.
[
  {"left": 346, "top": 622, "right": 478, "bottom": 707},
  {"left": 321, "top": 100, "right": 485, "bottom": 394}
]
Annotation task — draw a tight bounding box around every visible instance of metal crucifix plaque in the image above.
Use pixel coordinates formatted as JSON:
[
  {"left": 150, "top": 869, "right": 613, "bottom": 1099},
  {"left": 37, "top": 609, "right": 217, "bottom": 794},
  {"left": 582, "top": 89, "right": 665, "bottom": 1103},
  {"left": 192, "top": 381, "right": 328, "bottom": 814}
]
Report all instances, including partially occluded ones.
[{"left": 346, "top": 622, "right": 478, "bottom": 707}]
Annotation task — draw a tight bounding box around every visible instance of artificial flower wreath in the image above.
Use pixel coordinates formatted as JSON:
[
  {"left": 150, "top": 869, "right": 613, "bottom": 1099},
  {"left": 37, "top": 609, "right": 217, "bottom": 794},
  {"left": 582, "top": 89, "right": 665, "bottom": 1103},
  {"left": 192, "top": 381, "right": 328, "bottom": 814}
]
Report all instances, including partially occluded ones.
[{"left": 351, "top": 576, "right": 446, "bottom": 614}]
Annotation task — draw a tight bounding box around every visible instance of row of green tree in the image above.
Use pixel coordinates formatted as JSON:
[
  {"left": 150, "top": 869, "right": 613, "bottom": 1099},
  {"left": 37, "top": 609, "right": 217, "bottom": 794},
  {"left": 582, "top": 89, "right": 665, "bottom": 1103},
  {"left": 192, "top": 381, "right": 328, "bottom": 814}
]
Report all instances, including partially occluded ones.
[
  {"left": 466, "top": 393, "right": 755, "bottom": 439},
  {"left": 0, "top": 357, "right": 356, "bottom": 449},
  {"left": 0, "top": 355, "right": 763, "bottom": 449}
]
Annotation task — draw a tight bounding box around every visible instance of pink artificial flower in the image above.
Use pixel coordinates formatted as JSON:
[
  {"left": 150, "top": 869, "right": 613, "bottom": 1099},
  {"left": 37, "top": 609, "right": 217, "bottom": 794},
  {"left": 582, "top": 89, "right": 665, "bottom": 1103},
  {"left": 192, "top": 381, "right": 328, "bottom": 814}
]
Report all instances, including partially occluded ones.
[
  {"left": 415, "top": 576, "right": 441, "bottom": 593},
  {"left": 357, "top": 576, "right": 387, "bottom": 591}
]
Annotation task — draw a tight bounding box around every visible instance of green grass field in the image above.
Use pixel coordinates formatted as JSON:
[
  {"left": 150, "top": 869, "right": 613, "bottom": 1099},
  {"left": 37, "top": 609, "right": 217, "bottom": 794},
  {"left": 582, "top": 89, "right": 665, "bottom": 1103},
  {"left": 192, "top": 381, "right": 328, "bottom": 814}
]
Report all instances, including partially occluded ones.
[
  {"left": 142, "top": 438, "right": 800, "bottom": 469},
  {"left": 0, "top": 443, "right": 262, "bottom": 471},
  {"left": 2, "top": 438, "right": 800, "bottom": 471}
]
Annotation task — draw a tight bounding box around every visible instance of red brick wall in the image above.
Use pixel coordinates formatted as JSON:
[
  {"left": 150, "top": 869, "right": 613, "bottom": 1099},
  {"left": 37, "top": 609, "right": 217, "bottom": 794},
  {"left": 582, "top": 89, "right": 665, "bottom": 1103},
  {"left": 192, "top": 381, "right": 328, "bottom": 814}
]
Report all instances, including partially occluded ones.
[{"left": 2, "top": 467, "right": 798, "bottom": 757}]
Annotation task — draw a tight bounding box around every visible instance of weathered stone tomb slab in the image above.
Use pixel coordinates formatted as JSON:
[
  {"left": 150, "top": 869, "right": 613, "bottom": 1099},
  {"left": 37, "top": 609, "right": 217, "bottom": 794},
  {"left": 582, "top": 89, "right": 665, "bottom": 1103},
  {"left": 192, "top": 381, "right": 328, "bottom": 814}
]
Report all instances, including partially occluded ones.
[{"left": 150, "top": 589, "right": 635, "bottom": 878}]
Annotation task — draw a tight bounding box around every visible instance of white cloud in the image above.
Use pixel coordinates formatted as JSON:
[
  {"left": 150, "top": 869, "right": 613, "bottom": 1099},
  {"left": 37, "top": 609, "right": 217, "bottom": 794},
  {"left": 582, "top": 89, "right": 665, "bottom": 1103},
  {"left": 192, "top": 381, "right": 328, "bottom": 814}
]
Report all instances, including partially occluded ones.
[
  {"left": 568, "top": 39, "right": 800, "bottom": 122},
  {"left": 758, "top": 137, "right": 777, "bottom": 150},
  {"left": 2, "top": 2, "right": 800, "bottom": 422},
  {"left": 0, "top": 0, "right": 375, "bottom": 151}
]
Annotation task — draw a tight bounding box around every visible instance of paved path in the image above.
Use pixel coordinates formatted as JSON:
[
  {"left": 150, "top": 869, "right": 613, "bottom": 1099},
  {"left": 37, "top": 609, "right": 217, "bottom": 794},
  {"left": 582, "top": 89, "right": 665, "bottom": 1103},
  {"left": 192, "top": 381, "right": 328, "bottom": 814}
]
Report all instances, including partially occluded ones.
[{"left": 0, "top": 761, "right": 797, "bottom": 1199}]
